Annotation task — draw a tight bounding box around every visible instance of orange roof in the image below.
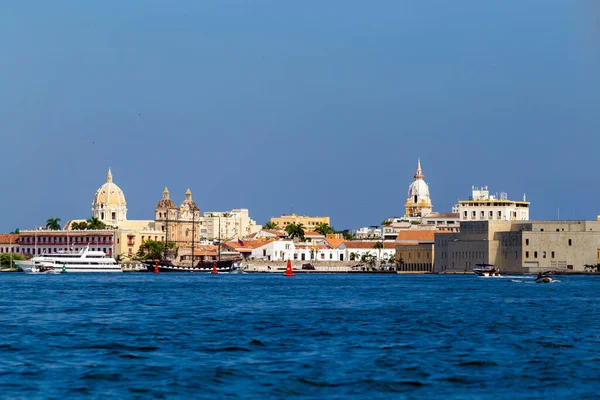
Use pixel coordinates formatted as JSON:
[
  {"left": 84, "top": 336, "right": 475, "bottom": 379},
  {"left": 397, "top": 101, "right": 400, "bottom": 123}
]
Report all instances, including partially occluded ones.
[
  {"left": 395, "top": 230, "right": 450, "bottom": 242},
  {"left": 0, "top": 234, "right": 19, "bottom": 244},
  {"left": 262, "top": 230, "right": 288, "bottom": 237},
  {"left": 325, "top": 238, "right": 346, "bottom": 248},
  {"left": 223, "top": 239, "right": 275, "bottom": 251},
  {"left": 304, "top": 231, "right": 324, "bottom": 237},
  {"left": 342, "top": 241, "right": 399, "bottom": 249}
]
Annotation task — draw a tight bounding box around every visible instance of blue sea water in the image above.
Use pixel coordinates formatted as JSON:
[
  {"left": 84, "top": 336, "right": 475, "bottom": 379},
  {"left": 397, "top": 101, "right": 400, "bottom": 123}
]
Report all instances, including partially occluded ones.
[{"left": 0, "top": 273, "right": 599, "bottom": 399}]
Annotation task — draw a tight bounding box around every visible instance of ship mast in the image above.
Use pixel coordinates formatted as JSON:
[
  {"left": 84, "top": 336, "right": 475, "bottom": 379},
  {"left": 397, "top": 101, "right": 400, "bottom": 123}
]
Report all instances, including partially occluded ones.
[
  {"left": 164, "top": 206, "right": 169, "bottom": 260},
  {"left": 191, "top": 205, "right": 196, "bottom": 267}
]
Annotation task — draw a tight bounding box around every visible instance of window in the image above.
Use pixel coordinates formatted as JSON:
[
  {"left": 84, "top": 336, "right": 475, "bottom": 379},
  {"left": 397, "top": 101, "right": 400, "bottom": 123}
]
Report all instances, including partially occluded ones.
[
  {"left": 526, "top": 251, "right": 529, "bottom": 258},
  {"left": 526, "top": 239, "right": 529, "bottom": 246},
  {"left": 463, "top": 211, "right": 467, "bottom": 219},
  {"left": 542, "top": 251, "right": 546, "bottom": 258},
  {"left": 489, "top": 211, "right": 493, "bottom": 219},
  {"left": 480, "top": 211, "right": 485, "bottom": 219},
  {"left": 551, "top": 251, "right": 555, "bottom": 259},
  {"left": 534, "top": 251, "right": 538, "bottom": 258},
  {"left": 568, "top": 239, "right": 572, "bottom": 246},
  {"left": 112, "top": 212, "right": 116, "bottom": 220}
]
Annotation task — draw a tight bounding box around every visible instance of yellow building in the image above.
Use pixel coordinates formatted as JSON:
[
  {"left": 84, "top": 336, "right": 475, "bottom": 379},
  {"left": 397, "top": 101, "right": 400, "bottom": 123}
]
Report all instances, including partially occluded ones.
[
  {"left": 396, "top": 243, "right": 435, "bottom": 273},
  {"left": 269, "top": 214, "right": 330, "bottom": 229}
]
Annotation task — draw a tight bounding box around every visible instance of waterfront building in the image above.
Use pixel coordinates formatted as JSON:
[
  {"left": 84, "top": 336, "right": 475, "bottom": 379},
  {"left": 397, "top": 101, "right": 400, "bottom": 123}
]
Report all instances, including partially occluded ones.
[
  {"left": 452, "top": 186, "right": 529, "bottom": 222},
  {"left": 18, "top": 230, "right": 115, "bottom": 257},
  {"left": 0, "top": 234, "right": 20, "bottom": 255},
  {"left": 269, "top": 214, "right": 330, "bottom": 229},
  {"left": 434, "top": 220, "right": 600, "bottom": 274},
  {"left": 154, "top": 187, "right": 200, "bottom": 249},
  {"left": 338, "top": 241, "right": 398, "bottom": 261},
  {"left": 395, "top": 230, "right": 451, "bottom": 273},
  {"left": 405, "top": 159, "right": 433, "bottom": 218}
]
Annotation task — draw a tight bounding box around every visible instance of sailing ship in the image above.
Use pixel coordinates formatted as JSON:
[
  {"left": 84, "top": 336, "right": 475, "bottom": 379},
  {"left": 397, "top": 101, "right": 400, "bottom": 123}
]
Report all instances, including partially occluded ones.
[{"left": 144, "top": 204, "right": 241, "bottom": 273}]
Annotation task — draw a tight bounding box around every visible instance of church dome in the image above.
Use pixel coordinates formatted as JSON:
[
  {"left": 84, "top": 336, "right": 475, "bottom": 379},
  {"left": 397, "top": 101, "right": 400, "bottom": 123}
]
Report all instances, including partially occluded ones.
[
  {"left": 408, "top": 179, "right": 430, "bottom": 199},
  {"left": 179, "top": 188, "right": 198, "bottom": 211},
  {"left": 93, "top": 168, "right": 126, "bottom": 207},
  {"left": 156, "top": 187, "right": 176, "bottom": 209},
  {"left": 92, "top": 168, "right": 127, "bottom": 225}
]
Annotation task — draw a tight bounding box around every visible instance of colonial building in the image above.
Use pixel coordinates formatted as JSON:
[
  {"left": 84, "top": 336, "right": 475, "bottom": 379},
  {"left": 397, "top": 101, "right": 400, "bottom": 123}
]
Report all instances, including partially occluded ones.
[
  {"left": 395, "top": 230, "right": 450, "bottom": 273},
  {"left": 434, "top": 220, "right": 600, "bottom": 274},
  {"left": 154, "top": 187, "right": 200, "bottom": 249},
  {"left": 0, "top": 234, "right": 20, "bottom": 255},
  {"left": 199, "top": 209, "right": 260, "bottom": 241},
  {"left": 405, "top": 159, "right": 432, "bottom": 218},
  {"left": 18, "top": 230, "right": 115, "bottom": 256},
  {"left": 452, "top": 186, "right": 529, "bottom": 222},
  {"left": 269, "top": 214, "right": 331, "bottom": 229}
]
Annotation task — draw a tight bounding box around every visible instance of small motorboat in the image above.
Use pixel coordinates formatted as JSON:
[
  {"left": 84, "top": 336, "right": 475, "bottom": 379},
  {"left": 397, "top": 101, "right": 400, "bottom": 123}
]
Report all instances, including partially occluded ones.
[
  {"left": 229, "top": 262, "right": 246, "bottom": 274},
  {"left": 535, "top": 271, "right": 553, "bottom": 283},
  {"left": 31, "top": 264, "right": 58, "bottom": 274},
  {"left": 473, "top": 263, "right": 501, "bottom": 277}
]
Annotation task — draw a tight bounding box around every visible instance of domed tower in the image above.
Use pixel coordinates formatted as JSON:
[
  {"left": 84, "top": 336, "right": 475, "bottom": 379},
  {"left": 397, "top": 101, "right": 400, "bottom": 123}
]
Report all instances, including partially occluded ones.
[
  {"left": 405, "top": 158, "right": 433, "bottom": 217},
  {"left": 179, "top": 189, "right": 200, "bottom": 221},
  {"left": 155, "top": 187, "right": 177, "bottom": 222},
  {"left": 92, "top": 168, "right": 127, "bottom": 226}
]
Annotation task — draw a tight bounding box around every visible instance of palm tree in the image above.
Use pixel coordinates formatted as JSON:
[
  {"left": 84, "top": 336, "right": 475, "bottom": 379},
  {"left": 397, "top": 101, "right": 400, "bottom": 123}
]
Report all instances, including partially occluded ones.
[
  {"left": 373, "top": 241, "right": 384, "bottom": 261},
  {"left": 285, "top": 223, "right": 305, "bottom": 241},
  {"left": 46, "top": 217, "right": 61, "bottom": 230},
  {"left": 263, "top": 221, "right": 280, "bottom": 230},
  {"left": 314, "top": 223, "right": 334, "bottom": 236},
  {"left": 86, "top": 216, "right": 106, "bottom": 230}
]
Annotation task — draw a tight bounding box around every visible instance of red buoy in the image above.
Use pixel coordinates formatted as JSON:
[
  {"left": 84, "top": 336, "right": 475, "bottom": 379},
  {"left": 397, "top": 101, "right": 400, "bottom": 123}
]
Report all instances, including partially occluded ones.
[
  {"left": 284, "top": 259, "right": 295, "bottom": 277},
  {"left": 211, "top": 262, "right": 218, "bottom": 274},
  {"left": 154, "top": 260, "right": 159, "bottom": 274}
]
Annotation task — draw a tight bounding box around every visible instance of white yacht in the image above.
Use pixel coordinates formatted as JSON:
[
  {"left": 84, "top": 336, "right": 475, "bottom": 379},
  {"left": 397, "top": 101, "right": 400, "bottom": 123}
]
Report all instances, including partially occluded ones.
[{"left": 16, "top": 247, "right": 121, "bottom": 273}]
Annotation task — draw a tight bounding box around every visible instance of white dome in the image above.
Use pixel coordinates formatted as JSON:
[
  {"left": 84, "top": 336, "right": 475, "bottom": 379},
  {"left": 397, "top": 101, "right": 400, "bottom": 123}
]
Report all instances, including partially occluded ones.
[{"left": 408, "top": 179, "right": 430, "bottom": 199}]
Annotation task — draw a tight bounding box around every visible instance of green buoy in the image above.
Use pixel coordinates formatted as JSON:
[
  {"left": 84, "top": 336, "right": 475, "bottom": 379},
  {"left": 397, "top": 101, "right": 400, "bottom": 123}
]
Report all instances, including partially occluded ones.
[{"left": 61, "top": 264, "right": 67, "bottom": 273}]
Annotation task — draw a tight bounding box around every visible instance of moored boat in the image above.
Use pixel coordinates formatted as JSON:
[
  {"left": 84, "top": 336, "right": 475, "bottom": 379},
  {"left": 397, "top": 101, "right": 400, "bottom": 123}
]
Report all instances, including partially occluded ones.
[
  {"left": 144, "top": 259, "right": 235, "bottom": 273},
  {"left": 21, "top": 246, "right": 121, "bottom": 273},
  {"left": 473, "top": 263, "right": 501, "bottom": 277}
]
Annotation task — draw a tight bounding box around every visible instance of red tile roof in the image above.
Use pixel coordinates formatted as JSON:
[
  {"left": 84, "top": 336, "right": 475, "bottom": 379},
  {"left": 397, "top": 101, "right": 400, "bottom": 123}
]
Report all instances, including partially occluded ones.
[
  {"left": 325, "top": 238, "right": 346, "bottom": 248},
  {"left": 342, "top": 241, "right": 399, "bottom": 249},
  {"left": 0, "top": 234, "right": 19, "bottom": 244},
  {"left": 395, "top": 230, "right": 451, "bottom": 242}
]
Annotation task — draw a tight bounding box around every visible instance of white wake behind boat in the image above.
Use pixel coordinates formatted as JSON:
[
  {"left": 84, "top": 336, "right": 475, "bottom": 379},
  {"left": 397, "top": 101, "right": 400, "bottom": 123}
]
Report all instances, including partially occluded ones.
[{"left": 17, "top": 246, "right": 121, "bottom": 273}]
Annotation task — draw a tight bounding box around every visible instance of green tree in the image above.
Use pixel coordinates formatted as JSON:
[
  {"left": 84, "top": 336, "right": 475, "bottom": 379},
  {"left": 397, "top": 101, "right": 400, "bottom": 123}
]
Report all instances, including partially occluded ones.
[
  {"left": 71, "top": 221, "right": 88, "bottom": 230},
  {"left": 314, "top": 223, "right": 334, "bottom": 236},
  {"left": 0, "top": 253, "right": 24, "bottom": 268},
  {"left": 349, "top": 252, "right": 359, "bottom": 261},
  {"left": 46, "top": 217, "right": 61, "bottom": 230},
  {"left": 263, "top": 221, "right": 280, "bottom": 230},
  {"left": 373, "top": 241, "right": 384, "bottom": 261},
  {"left": 135, "top": 240, "right": 178, "bottom": 261},
  {"left": 86, "top": 217, "right": 106, "bottom": 230},
  {"left": 285, "top": 223, "right": 305, "bottom": 241},
  {"left": 9, "top": 229, "right": 19, "bottom": 234}
]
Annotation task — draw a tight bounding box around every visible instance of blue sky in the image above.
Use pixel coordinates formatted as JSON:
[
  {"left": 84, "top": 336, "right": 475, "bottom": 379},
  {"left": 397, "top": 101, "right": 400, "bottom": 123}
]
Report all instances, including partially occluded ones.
[{"left": 1, "top": 0, "right": 599, "bottom": 231}]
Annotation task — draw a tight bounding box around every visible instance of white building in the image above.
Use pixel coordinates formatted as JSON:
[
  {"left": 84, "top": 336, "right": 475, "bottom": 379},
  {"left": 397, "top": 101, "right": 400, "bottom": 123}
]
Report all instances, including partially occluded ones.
[
  {"left": 248, "top": 240, "right": 346, "bottom": 262},
  {"left": 199, "top": 209, "right": 261, "bottom": 241},
  {"left": 338, "top": 241, "right": 398, "bottom": 261},
  {"left": 452, "top": 186, "right": 530, "bottom": 222},
  {"left": 353, "top": 227, "right": 383, "bottom": 239}
]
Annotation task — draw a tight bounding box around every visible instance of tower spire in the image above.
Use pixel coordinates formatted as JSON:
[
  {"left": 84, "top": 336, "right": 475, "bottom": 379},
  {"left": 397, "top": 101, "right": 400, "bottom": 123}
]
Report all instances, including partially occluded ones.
[
  {"left": 163, "top": 187, "right": 170, "bottom": 198},
  {"left": 414, "top": 158, "right": 424, "bottom": 179},
  {"left": 185, "top": 188, "right": 192, "bottom": 200},
  {"left": 107, "top": 168, "right": 113, "bottom": 183}
]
